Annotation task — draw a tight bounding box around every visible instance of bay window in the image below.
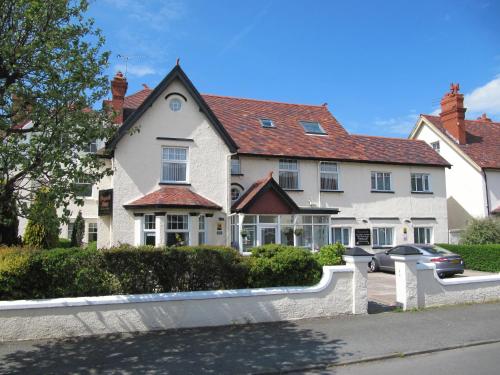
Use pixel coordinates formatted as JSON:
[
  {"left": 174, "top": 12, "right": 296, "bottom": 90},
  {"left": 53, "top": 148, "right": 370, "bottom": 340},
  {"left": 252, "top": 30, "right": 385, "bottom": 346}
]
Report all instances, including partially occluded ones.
[
  {"left": 166, "top": 214, "right": 189, "bottom": 246},
  {"left": 143, "top": 214, "right": 156, "bottom": 246},
  {"left": 198, "top": 215, "right": 206, "bottom": 245}
]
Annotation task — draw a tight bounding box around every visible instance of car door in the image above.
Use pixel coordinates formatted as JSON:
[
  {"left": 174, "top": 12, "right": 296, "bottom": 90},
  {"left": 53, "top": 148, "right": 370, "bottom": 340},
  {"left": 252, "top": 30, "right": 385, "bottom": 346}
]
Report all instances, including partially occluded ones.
[{"left": 379, "top": 247, "right": 398, "bottom": 270}]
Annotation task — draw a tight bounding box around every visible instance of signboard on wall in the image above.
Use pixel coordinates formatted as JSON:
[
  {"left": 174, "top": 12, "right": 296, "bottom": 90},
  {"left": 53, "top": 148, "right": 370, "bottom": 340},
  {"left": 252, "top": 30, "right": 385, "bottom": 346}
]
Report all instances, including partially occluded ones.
[
  {"left": 98, "top": 189, "right": 113, "bottom": 216},
  {"left": 354, "top": 229, "right": 371, "bottom": 246}
]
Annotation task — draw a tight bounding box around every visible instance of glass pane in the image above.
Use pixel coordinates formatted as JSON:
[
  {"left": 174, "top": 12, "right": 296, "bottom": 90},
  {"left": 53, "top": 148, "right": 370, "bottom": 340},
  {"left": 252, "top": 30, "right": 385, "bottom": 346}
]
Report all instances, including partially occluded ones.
[
  {"left": 416, "top": 176, "right": 423, "bottom": 191},
  {"left": 411, "top": 175, "right": 416, "bottom": 191},
  {"left": 320, "top": 162, "right": 337, "bottom": 172},
  {"left": 424, "top": 175, "right": 429, "bottom": 191},
  {"left": 384, "top": 174, "right": 391, "bottom": 190},
  {"left": 302, "top": 225, "right": 313, "bottom": 248},
  {"left": 163, "top": 162, "right": 186, "bottom": 182},
  {"left": 280, "top": 226, "right": 294, "bottom": 245},
  {"left": 261, "top": 227, "right": 276, "bottom": 245},
  {"left": 144, "top": 215, "right": 155, "bottom": 230},
  {"left": 259, "top": 215, "right": 277, "bottom": 224},
  {"left": 371, "top": 173, "right": 376, "bottom": 190},
  {"left": 386, "top": 228, "right": 393, "bottom": 245},
  {"left": 280, "top": 215, "right": 294, "bottom": 224},
  {"left": 242, "top": 225, "right": 256, "bottom": 252},
  {"left": 377, "top": 174, "right": 383, "bottom": 190},
  {"left": 342, "top": 228, "right": 350, "bottom": 245},
  {"left": 279, "top": 171, "right": 298, "bottom": 189},
  {"left": 414, "top": 228, "right": 419, "bottom": 243},
  {"left": 243, "top": 215, "right": 256, "bottom": 224},
  {"left": 144, "top": 233, "right": 156, "bottom": 246},
  {"left": 321, "top": 173, "right": 339, "bottom": 190},
  {"left": 333, "top": 228, "right": 342, "bottom": 243},
  {"left": 373, "top": 229, "right": 378, "bottom": 245},
  {"left": 302, "top": 216, "right": 313, "bottom": 224},
  {"left": 167, "top": 215, "right": 188, "bottom": 230},
  {"left": 198, "top": 215, "right": 205, "bottom": 230},
  {"left": 313, "top": 225, "right": 328, "bottom": 250},
  {"left": 166, "top": 232, "right": 189, "bottom": 246},
  {"left": 198, "top": 232, "right": 205, "bottom": 245},
  {"left": 380, "top": 228, "right": 386, "bottom": 245},
  {"left": 313, "top": 216, "right": 329, "bottom": 224}
]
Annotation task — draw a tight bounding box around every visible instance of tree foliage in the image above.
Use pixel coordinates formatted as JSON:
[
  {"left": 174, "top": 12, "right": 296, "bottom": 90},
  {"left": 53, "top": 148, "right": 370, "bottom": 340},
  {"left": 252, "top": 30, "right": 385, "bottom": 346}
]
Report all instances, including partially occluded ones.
[
  {"left": 70, "top": 210, "right": 85, "bottom": 247},
  {"left": 23, "top": 189, "right": 59, "bottom": 249},
  {"left": 0, "top": 0, "right": 113, "bottom": 244},
  {"left": 460, "top": 218, "right": 500, "bottom": 245}
]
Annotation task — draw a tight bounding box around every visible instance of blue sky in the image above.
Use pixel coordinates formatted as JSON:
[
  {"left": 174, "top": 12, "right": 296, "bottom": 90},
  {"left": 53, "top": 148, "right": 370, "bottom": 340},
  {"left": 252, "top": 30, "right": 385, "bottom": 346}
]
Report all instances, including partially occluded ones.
[{"left": 88, "top": 0, "right": 500, "bottom": 137}]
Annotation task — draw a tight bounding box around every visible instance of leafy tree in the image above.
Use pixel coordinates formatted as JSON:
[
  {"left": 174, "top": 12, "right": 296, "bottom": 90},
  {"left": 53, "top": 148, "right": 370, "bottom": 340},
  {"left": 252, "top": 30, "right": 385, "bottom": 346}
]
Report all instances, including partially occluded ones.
[
  {"left": 460, "top": 218, "right": 500, "bottom": 245},
  {"left": 70, "top": 210, "right": 85, "bottom": 247},
  {"left": 0, "top": 0, "right": 114, "bottom": 244},
  {"left": 23, "top": 189, "right": 59, "bottom": 249}
]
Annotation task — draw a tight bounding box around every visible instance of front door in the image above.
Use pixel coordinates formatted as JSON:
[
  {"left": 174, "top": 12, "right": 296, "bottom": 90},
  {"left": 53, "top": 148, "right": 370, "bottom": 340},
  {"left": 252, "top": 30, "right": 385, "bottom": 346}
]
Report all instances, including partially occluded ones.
[{"left": 261, "top": 227, "right": 277, "bottom": 245}]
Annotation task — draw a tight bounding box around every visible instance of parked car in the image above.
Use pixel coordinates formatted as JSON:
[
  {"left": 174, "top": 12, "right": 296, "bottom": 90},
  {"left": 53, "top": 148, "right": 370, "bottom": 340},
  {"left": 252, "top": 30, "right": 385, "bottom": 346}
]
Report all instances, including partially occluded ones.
[{"left": 369, "top": 244, "right": 464, "bottom": 278}]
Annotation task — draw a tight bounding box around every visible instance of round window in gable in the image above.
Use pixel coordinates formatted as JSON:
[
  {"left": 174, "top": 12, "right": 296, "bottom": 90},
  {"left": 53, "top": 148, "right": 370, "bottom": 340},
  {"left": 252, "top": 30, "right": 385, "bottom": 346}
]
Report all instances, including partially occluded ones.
[
  {"left": 231, "top": 186, "right": 243, "bottom": 202},
  {"left": 169, "top": 98, "right": 182, "bottom": 112}
]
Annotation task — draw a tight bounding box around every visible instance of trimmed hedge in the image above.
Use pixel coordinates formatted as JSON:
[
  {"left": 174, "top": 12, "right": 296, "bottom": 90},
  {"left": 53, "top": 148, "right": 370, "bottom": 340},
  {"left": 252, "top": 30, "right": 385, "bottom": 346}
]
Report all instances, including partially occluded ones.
[{"left": 438, "top": 243, "right": 500, "bottom": 272}]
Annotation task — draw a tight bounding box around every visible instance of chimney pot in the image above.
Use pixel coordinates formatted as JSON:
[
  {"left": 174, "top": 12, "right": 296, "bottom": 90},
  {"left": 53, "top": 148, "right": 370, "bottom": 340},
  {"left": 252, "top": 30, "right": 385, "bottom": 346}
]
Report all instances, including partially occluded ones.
[
  {"left": 111, "top": 71, "right": 128, "bottom": 124},
  {"left": 439, "top": 82, "right": 466, "bottom": 144},
  {"left": 477, "top": 113, "right": 492, "bottom": 122}
]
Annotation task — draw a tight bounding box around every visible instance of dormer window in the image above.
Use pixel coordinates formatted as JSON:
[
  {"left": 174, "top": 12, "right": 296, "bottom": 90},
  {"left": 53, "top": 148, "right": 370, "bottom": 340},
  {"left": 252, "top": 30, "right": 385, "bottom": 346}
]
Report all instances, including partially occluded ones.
[
  {"left": 260, "top": 118, "right": 275, "bottom": 128},
  {"left": 300, "top": 121, "right": 326, "bottom": 135}
]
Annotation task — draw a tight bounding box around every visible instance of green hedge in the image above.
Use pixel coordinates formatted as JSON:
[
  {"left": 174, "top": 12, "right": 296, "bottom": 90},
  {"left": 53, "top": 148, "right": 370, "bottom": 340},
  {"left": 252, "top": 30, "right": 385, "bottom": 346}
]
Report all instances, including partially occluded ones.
[{"left": 438, "top": 243, "right": 500, "bottom": 272}]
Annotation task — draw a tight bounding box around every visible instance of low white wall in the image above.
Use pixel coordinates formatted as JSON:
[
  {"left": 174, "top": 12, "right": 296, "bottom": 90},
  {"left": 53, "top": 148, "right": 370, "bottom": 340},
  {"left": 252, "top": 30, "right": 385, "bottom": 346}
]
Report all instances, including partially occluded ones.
[
  {"left": 417, "top": 263, "right": 500, "bottom": 308},
  {"left": 0, "top": 265, "right": 358, "bottom": 342}
]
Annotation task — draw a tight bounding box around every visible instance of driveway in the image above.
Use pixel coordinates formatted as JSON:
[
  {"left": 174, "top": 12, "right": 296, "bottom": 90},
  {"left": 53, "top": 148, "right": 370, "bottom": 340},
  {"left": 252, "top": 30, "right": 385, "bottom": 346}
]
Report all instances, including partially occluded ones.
[{"left": 367, "top": 269, "right": 495, "bottom": 313}]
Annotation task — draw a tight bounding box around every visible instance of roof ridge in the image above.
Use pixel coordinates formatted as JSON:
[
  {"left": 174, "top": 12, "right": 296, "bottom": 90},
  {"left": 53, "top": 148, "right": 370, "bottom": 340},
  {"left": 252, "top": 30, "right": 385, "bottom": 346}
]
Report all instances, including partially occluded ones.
[
  {"left": 423, "top": 114, "right": 500, "bottom": 125},
  {"left": 202, "top": 93, "right": 326, "bottom": 108},
  {"left": 350, "top": 133, "right": 425, "bottom": 142}
]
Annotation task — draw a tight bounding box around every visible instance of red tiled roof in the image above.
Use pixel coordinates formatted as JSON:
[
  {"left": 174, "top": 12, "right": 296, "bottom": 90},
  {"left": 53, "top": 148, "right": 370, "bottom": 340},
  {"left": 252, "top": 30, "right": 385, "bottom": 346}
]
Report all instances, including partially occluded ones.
[
  {"left": 231, "top": 173, "right": 273, "bottom": 212},
  {"left": 124, "top": 88, "right": 153, "bottom": 109},
  {"left": 423, "top": 115, "right": 500, "bottom": 169},
  {"left": 118, "top": 87, "right": 450, "bottom": 167},
  {"left": 124, "top": 186, "right": 221, "bottom": 210}
]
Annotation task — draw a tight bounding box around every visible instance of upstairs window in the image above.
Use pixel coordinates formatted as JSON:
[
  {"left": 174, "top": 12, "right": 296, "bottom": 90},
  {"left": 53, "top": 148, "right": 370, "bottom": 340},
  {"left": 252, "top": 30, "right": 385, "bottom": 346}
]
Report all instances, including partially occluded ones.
[
  {"left": 279, "top": 159, "right": 299, "bottom": 190},
  {"left": 430, "top": 141, "right": 440, "bottom": 153},
  {"left": 320, "top": 162, "right": 339, "bottom": 191},
  {"left": 411, "top": 173, "right": 431, "bottom": 193},
  {"left": 75, "top": 179, "right": 93, "bottom": 197},
  {"left": 84, "top": 140, "right": 98, "bottom": 153},
  {"left": 260, "top": 118, "right": 275, "bottom": 128},
  {"left": 231, "top": 185, "right": 243, "bottom": 202},
  {"left": 371, "top": 172, "right": 392, "bottom": 191},
  {"left": 300, "top": 121, "right": 326, "bottom": 135},
  {"left": 162, "top": 147, "right": 188, "bottom": 183},
  {"left": 231, "top": 156, "right": 241, "bottom": 175}
]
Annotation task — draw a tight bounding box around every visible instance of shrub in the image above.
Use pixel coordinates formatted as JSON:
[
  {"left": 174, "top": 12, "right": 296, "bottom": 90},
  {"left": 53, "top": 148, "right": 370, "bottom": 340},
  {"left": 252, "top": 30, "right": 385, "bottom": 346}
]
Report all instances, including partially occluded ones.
[
  {"left": 460, "top": 218, "right": 500, "bottom": 245},
  {"left": 57, "top": 238, "right": 72, "bottom": 248},
  {"left": 315, "top": 243, "right": 345, "bottom": 266},
  {"left": 86, "top": 241, "right": 97, "bottom": 251},
  {"left": 248, "top": 245, "right": 322, "bottom": 287},
  {"left": 438, "top": 243, "right": 500, "bottom": 272},
  {"left": 23, "top": 190, "right": 59, "bottom": 249},
  {"left": 71, "top": 211, "right": 85, "bottom": 247}
]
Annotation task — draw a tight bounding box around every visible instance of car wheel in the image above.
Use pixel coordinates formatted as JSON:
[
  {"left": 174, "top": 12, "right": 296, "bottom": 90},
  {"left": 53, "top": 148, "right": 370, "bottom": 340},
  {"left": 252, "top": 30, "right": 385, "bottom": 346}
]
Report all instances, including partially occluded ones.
[
  {"left": 438, "top": 272, "right": 446, "bottom": 279},
  {"left": 369, "top": 259, "right": 379, "bottom": 272}
]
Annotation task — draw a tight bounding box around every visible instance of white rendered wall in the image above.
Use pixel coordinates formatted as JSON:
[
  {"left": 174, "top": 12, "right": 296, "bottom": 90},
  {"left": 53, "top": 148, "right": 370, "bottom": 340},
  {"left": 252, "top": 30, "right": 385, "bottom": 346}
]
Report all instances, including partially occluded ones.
[
  {"left": 414, "top": 123, "right": 486, "bottom": 230},
  {"left": 110, "top": 79, "right": 231, "bottom": 246},
  {"left": 485, "top": 170, "right": 500, "bottom": 214},
  {"left": 0, "top": 266, "right": 358, "bottom": 341},
  {"left": 234, "top": 156, "right": 449, "bottom": 250}
]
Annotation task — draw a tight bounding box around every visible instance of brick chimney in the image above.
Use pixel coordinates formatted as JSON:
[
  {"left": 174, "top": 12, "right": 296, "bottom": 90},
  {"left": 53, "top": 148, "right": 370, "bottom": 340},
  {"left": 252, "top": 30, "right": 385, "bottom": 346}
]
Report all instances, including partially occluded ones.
[
  {"left": 440, "top": 83, "right": 466, "bottom": 144},
  {"left": 477, "top": 113, "right": 492, "bottom": 122},
  {"left": 111, "top": 71, "right": 128, "bottom": 124}
]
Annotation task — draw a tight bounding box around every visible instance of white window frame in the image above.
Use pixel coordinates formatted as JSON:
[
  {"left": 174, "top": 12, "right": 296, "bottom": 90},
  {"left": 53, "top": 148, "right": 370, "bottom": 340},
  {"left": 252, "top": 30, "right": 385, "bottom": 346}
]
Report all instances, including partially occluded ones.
[
  {"left": 331, "top": 226, "right": 351, "bottom": 246},
  {"left": 161, "top": 146, "right": 188, "bottom": 183},
  {"left": 231, "top": 157, "right": 241, "bottom": 175},
  {"left": 88, "top": 222, "right": 98, "bottom": 243},
  {"left": 67, "top": 221, "right": 75, "bottom": 239},
  {"left": 165, "top": 214, "right": 190, "bottom": 246},
  {"left": 143, "top": 214, "right": 156, "bottom": 246},
  {"left": 260, "top": 118, "right": 275, "bottom": 128},
  {"left": 411, "top": 173, "right": 432, "bottom": 193},
  {"left": 414, "top": 226, "right": 433, "bottom": 244},
  {"left": 231, "top": 185, "right": 243, "bottom": 202},
  {"left": 198, "top": 215, "right": 206, "bottom": 245},
  {"left": 372, "top": 227, "right": 394, "bottom": 247},
  {"left": 371, "top": 171, "right": 392, "bottom": 192},
  {"left": 430, "top": 141, "right": 440, "bottom": 153},
  {"left": 320, "top": 162, "right": 340, "bottom": 191},
  {"left": 84, "top": 140, "right": 98, "bottom": 154},
  {"left": 75, "top": 179, "right": 93, "bottom": 197},
  {"left": 279, "top": 159, "right": 300, "bottom": 190}
]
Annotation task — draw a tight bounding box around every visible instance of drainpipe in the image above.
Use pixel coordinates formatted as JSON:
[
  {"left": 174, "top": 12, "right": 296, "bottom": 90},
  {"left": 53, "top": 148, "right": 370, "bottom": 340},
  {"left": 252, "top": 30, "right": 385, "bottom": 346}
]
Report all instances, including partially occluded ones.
[{"left": 483, "top": 169, "right": 491, "bottom": 216}]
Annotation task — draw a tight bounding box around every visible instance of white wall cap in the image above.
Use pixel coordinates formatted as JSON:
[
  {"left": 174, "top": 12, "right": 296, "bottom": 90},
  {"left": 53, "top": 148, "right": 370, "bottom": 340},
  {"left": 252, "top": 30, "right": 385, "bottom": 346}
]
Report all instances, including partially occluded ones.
[{"left": 343, "top": 255, "right": 373, "bottom": 263}]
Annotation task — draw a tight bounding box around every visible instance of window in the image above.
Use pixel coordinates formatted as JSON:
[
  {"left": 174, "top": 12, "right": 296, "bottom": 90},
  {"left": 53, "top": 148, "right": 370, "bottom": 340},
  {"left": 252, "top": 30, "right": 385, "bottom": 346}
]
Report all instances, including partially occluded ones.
[
  {"left": 88, "top": 222, "right": 97, "bottom": 243},
  {"left": 162, "top": 147, "right": 188, "bottom": 183},
  {"left": 67, "top": 221, "right": 74, "bottom": 239},
  {"left": 169, "top": 98, "right": 182, "bottom": 112},
  {"left": 300, "top": 121, "right": 326, "bottom": 135},
  {"left": 166, "top": 214, "right": 189, "bottom": 246},
  {"left": 198, "top": 215, "right": 206, "bottom": 245},
  {"left": 411, "top": 173, "right": 431, "bottom": 192},
  {"left": 332, "top": 227, "right": 350, "bottom": 246},
  {"left": 75, "top": 179, "right": 93, "bottom": 197},
  {"left": 260, "top": 118, "right": 275, "bottom": 128},
  {"left": 296, "top": 216, "right": 329, "bottom": 250},
  {"left": 371, "top": 172, "right": 392, "bottom": 191},
  {"left": 231, "top": 185, "right": 243, "bottom": 202},
  {"left": 231, "top": 157, "right": 241, "bottom": 175},
  {"left": 373, "top": 227, "right": 393, "bottom": 247},
  {"left": 143, "top": 214, "right": 156, "bottom": 246},
  {"left": 241, "top": 215, "right": 257, "bottom": 252},
  {"left": 84, "top": 140, "right": 98, "bottom": 153},
  {"left": 430, "top": 141, "right": 440, "bottom": 153},
  {"left": 320, "top": 162, "right": 339, "bottom": 191},
  {"left": 414, "top": 227, "right": 432, "bottom": 244},
  {"left": 279, "top": 159, "right": 299, "bottom": 190}
]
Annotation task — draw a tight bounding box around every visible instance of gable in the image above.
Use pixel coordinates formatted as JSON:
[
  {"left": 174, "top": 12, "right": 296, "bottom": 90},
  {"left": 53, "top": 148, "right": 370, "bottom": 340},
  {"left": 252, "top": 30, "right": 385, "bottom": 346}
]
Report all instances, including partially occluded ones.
[{"left": 245, "top": 188, "right": 296, "bottom": 214}]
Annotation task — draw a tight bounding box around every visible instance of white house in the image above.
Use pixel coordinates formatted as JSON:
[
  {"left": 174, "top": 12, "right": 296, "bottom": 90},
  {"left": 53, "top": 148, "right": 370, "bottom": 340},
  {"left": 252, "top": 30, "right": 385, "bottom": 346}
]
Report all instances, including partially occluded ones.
[
  {"left": 58, "top": 64, "right": 450, "bottom": 252},
  {"left": 409, "top": 84, "right": 500, "bottom": 243}
]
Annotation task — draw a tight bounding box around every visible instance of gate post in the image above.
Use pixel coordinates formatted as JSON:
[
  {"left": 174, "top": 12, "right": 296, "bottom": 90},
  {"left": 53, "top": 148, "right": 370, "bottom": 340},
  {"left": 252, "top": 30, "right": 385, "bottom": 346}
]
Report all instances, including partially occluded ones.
[
  {"left": 343, "top": 247, "right": 372, "bottom": 314},
  {"left": 390, "top": 247, "right": 421, "bottom": 310}
]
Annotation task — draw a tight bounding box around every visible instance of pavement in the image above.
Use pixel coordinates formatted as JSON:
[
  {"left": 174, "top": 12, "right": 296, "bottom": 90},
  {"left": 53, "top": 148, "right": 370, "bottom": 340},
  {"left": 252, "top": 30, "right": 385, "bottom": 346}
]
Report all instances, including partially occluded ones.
[{"left": 1, "top": 302, "right": 500, "bottom": 374}]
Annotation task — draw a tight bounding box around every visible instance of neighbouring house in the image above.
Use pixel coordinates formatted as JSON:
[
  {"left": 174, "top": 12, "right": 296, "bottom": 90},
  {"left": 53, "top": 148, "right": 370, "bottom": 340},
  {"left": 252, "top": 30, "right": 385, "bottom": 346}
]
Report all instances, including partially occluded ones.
[
  {"left": 21, "top": 64, "right": 451, "bottom": 252},
  {"left": 409, "top": 84, "right": 500, "bottom": 243}
]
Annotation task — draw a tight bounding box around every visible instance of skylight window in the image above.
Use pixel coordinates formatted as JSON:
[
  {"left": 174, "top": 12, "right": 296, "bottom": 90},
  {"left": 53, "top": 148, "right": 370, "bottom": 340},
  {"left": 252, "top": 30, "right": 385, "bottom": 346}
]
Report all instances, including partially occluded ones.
[
  {"left": 260, "top": 118, "right": 275, "bottom": 128},
  {"left": 300, "top": 121, "right": 326, "bottom": 134}
]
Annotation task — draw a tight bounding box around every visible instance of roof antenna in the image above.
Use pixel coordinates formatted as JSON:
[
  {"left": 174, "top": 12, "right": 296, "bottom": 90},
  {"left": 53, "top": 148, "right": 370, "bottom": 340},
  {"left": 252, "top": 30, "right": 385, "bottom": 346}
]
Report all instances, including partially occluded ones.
[
  {"left": 176, "top": 58, "right": 180, "bottom": 66},
  {"left": 117, "top": 54, "right": 131, "bottom": 76}
]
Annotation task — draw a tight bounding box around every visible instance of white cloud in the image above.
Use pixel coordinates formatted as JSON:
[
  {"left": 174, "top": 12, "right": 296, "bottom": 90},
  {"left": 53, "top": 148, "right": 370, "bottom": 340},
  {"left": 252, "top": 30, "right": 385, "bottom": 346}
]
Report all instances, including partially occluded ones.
[
  {"left": 115, "top": 63, "right": 157, "bottom": 77},
  {"left": 464, "top": 76, "right": 500, "bottom": 116},
  {"left": 374, "top": 112, "right": 419, "bottom": 136}
]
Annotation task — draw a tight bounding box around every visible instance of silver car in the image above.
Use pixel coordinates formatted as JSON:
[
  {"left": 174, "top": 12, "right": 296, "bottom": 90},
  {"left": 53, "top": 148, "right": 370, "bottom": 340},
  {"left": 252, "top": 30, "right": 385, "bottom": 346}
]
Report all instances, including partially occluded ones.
[{"left": 369, "top": 244, "right": 464, "bottom": 278}]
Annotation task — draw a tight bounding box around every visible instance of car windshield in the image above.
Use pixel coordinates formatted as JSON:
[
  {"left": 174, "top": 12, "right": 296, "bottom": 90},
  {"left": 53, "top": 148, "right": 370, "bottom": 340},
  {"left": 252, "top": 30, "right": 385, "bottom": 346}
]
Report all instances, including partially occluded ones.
[{"left": 416, "top": 245, "right": 452, "bottom": 255}]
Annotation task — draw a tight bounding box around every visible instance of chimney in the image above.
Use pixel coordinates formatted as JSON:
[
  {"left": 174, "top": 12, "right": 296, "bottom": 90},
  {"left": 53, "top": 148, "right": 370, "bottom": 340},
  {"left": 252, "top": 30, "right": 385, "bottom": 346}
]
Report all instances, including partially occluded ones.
[
  {"left": 477, "top": 113, "right": 492, "bottom": 122},
  {"left": 111, "top": 71, "right": 128, "bottom": 124},
  {"left": 440, "top": 83, "right": 466, "bottom": 144}
]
